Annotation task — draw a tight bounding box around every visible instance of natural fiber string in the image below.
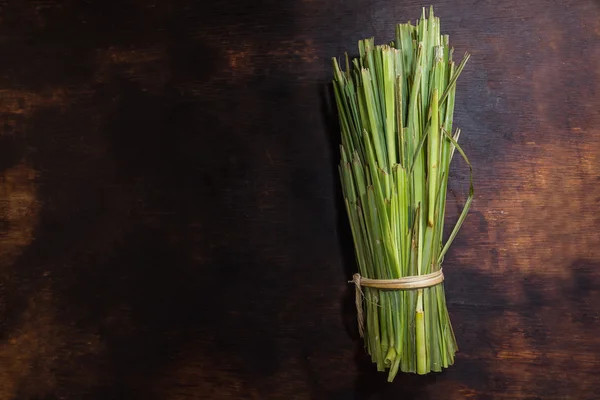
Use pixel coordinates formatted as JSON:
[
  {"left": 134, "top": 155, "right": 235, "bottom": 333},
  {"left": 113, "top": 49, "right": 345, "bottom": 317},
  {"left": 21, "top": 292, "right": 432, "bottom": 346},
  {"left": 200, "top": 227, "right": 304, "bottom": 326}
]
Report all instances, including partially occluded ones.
[{"left": 349, "top": 269, "right": 444, "bottom": 338}]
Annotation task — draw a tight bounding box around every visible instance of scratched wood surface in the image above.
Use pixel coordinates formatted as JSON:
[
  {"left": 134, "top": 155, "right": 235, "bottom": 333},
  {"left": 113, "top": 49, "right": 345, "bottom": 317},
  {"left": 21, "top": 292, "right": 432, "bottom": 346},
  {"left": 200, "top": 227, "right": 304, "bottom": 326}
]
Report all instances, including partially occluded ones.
[{"left": 0, "top": 0, "right": 599, "bottom": 399}]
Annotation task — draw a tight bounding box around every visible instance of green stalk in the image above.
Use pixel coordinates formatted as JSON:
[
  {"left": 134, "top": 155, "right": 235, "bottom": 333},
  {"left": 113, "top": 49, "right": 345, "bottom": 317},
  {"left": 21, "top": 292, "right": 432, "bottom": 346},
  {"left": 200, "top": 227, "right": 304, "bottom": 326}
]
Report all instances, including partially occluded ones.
[
  {"left": 415, "top": 300, "right": 427, "bottom": 374},
  {"left": 383, "top": 47, "right": 397, "bottom": 168}
]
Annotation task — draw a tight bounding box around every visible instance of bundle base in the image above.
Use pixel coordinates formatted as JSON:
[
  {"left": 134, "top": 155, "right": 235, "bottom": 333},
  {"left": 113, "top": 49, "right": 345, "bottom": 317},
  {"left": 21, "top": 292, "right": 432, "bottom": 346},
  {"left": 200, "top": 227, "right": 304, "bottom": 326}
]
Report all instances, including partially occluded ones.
[{"left": 361, "top": 283, "right": 457, "bottom": 380}]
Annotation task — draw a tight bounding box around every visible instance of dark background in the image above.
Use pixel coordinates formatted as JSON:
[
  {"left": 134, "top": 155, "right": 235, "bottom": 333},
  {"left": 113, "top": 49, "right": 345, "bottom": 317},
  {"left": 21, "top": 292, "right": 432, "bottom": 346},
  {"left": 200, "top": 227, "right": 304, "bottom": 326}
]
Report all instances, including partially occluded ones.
[{"left": 0, "top": 0, "right": 599, "bottom": 399}]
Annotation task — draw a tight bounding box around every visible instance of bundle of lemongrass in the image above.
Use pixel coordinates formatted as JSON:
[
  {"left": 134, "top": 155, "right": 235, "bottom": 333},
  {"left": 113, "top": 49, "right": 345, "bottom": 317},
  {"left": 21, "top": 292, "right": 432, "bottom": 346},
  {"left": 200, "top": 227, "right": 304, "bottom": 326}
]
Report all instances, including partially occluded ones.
[{"left": 333, "top": 7, "right": 473, "bottom": 380}]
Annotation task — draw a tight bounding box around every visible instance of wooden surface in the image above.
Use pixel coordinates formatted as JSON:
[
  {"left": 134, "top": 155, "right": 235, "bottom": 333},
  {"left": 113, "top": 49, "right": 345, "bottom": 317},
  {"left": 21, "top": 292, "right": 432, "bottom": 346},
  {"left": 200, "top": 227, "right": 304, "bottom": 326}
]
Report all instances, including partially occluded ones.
[{"left": 0, "top": 0, "right": 599, "bottom": 399}]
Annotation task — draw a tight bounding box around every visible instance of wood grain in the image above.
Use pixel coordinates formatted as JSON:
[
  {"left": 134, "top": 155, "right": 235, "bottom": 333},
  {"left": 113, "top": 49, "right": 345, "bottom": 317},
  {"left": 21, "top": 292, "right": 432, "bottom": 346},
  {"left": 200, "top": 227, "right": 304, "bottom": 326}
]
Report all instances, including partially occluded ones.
[{"left": 0, "top": 0, "right": 599, "bottom": 399}]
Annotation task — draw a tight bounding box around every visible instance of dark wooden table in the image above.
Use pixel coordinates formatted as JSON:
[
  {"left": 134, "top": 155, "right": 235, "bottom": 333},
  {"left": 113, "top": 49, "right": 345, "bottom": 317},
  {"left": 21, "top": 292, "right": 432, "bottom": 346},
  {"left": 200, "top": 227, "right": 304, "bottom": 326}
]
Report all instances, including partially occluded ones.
[{"left": 0, "top": 0, "right": 599, "bottom": 399}]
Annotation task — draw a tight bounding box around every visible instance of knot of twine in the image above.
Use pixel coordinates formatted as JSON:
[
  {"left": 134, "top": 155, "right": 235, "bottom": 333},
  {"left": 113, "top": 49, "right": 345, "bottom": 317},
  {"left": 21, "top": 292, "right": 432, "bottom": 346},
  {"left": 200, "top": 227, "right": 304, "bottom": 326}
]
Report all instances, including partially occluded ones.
[{"left": 349, "top": 269, "right": 444, "bottom": 338}]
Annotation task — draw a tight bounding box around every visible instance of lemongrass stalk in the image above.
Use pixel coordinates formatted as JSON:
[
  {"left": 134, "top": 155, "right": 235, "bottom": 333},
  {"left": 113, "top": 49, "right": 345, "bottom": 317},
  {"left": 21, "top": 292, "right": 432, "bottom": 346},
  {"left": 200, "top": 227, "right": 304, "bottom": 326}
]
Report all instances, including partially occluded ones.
[{"left": 383, "top": 47, "right": 397, "bottom": 169}]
